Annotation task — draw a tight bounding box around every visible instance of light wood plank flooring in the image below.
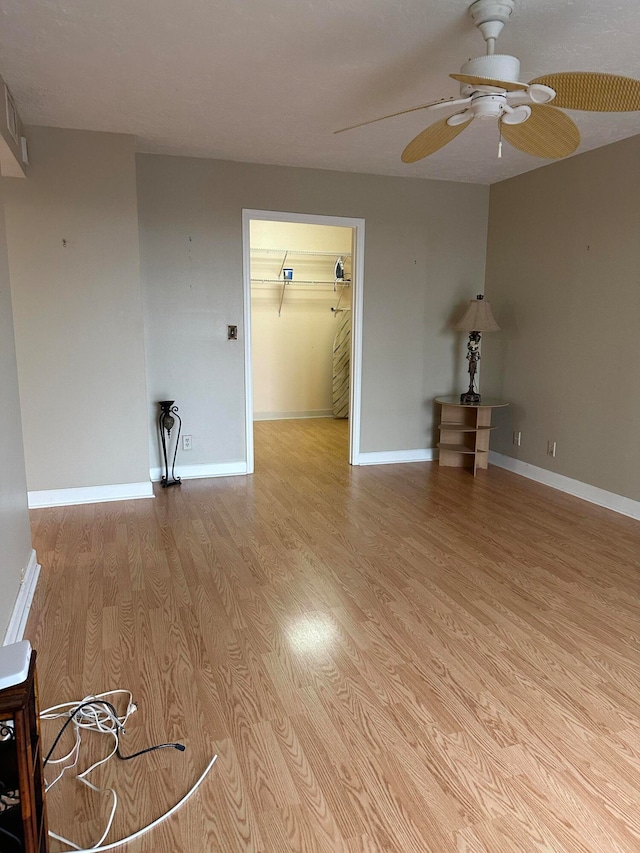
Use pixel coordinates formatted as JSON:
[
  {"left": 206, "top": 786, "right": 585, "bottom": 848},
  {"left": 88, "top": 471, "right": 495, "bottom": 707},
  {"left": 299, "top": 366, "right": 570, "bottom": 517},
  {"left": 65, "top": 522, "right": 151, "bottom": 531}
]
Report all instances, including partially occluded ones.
[{"left": 27, "top": 418, "right": 640, "bottom": 852}]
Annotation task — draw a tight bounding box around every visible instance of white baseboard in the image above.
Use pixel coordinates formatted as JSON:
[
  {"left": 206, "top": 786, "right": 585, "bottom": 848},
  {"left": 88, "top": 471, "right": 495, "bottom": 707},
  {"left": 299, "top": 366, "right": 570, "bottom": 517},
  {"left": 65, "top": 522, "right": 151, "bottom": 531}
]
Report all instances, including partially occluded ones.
[
  {"left": 490, "top": 452, "right": 640, "bottom": 521},
  {"left": 28, "top": 481, "right": 154, "bottom": 509},
  {"left": 253, "top": 410, "right": 334, "bottom": 421},
  {"left": 357, "top": 448, "right": 437, "bottom": 466},
  {"left": 150, "top": 461, "right": 248, "bottom": 482},
  {"left": 4, "top": 550, "right": 40, "bottom": 645}
]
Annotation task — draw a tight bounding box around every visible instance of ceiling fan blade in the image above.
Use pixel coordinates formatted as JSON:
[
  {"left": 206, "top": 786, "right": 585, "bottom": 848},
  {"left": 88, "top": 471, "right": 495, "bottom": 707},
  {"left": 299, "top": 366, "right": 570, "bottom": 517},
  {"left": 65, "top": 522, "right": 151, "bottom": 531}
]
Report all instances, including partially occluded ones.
[
  {"left": 401, "top": 115, "right": 471, "bottom": 163},
  {"left": 500, "top": 104, "right": 579, "bottom": 159},
  {"left": 450, "top": 73, "right": 527, "bottom": 92},
  {"left": 334, "top": 97, "right": 471, "bottom": 134},
  {"left": 529, "top": 72, "right": 640, "bottom": 112}
]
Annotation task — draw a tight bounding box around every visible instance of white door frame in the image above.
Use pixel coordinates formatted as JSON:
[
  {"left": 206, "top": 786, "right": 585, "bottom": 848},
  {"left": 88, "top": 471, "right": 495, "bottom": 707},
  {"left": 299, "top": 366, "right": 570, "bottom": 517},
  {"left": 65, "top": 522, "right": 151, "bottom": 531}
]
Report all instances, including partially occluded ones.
[{"left": 242, "top": 209, "right": 365, "bottom": 472}]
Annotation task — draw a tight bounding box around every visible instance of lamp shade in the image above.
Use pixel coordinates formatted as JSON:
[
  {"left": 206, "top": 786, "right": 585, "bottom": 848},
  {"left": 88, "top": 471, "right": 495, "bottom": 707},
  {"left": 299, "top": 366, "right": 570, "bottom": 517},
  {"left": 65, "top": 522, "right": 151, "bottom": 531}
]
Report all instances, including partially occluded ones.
[{"left": 454, "top": 294, "right": 500, "bottom": 332}]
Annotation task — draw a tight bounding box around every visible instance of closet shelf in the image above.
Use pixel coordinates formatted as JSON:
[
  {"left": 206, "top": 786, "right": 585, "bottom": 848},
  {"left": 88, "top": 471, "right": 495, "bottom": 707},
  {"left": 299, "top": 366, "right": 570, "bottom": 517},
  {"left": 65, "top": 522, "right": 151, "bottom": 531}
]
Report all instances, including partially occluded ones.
[
  {"left": 251, "top": 248, "right": 352, "bottom": 258},
  {"left": 250, "top": 246, "right": 352, "bottom": 315}
]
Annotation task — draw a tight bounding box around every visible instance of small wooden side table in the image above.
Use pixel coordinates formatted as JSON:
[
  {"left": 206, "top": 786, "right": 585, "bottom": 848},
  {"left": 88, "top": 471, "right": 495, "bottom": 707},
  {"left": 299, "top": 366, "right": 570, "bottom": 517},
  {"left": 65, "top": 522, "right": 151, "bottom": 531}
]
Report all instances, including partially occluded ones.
[
  {"left": 436, "top": 397, "right": 508, "bottom": 476},
  {"left": 0, "top": 652, "right": 49, "bottom": 852}
]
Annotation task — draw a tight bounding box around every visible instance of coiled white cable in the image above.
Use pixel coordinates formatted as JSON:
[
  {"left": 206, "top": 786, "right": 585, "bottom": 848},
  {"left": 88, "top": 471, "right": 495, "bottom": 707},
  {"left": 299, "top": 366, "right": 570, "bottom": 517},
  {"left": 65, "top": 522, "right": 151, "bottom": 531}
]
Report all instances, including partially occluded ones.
[{"left": 40, "top": 690, "right": 217, "bottom": 852}]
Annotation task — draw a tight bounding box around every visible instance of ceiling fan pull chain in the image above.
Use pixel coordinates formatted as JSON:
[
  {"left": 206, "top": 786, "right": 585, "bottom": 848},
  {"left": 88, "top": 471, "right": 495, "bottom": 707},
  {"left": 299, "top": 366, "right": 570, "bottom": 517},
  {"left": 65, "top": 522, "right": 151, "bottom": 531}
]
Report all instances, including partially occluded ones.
[{"left": 498, "top": 124, "right": 503, "bottom": 158}]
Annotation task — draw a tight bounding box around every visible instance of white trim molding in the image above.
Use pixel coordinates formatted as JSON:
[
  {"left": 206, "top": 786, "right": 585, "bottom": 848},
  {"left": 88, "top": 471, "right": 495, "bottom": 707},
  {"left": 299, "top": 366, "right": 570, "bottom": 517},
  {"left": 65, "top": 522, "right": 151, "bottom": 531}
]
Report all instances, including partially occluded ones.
[
  {"left": 28, "top": 481, "right": 154, "bottom": 508},
  {"left": 150, "top": 461, "right": 247, "bottom": 482},
  {"left": 490, "top": 452, "right": 640, "bottom": 521},
  {"left": 4, "top": 550, "right": 40, "bottom": 645},
  {"left": 357, "top": 448, "right": 437, "bottom": 466}
]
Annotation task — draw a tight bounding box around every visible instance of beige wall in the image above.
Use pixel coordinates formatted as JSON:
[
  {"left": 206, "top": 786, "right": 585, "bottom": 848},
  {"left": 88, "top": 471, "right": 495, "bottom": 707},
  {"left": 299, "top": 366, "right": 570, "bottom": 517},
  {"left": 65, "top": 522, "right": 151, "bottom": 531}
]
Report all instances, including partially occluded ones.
[
  {"left": 0, "top": 182, "right": 33, "bottom": 637},
  {"left": 6, "top": 121, "right": 638, "bottom": 514},
  {"left": 137, "top": 154, "right": 489, "bottom": 460},
  {"left": 4, "top": 127, "right": 150, "bottom": 491},
  {"left": 483, "top": 135, "right": 640, "bottom": 501},
  {"left": 250, "top": 221, "right": 352, "bottom": 419}
]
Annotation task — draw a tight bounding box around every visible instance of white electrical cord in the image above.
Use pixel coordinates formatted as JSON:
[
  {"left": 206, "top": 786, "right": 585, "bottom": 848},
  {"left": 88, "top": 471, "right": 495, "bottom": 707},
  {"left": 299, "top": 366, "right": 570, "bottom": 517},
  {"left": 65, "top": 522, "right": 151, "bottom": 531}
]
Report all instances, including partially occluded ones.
[
  {"left": 40, "top": 690, "right": 217, "bottom": 852},
  {"left": 49, "top": 755, "right": 218, "bottom": 853}
]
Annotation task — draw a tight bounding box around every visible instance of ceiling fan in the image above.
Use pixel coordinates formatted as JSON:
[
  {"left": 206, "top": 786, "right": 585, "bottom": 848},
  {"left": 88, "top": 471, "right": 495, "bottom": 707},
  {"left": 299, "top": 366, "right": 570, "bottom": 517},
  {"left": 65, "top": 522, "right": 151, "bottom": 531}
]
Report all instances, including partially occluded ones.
[{"left": 336, "top": 0, "right": 640, "bottom": 162}]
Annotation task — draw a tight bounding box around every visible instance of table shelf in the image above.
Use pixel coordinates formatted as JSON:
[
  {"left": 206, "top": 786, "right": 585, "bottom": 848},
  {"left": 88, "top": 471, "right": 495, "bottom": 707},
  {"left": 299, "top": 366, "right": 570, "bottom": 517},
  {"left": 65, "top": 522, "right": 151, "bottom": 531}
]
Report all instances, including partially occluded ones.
[
  {"left": 435, "top": 397, "right": 508, "bottom": 476},
  {"left": 437, "top": 443, "right": 480, "bottom": 454},
  {"left": 438, "top": 423, "right": 495, "bottom": 433}
]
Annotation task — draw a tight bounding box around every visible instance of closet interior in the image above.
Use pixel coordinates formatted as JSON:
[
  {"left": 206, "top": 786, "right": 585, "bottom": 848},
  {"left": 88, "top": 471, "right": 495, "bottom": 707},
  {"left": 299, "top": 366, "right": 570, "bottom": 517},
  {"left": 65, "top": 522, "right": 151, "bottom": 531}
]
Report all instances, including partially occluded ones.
[{"left": 249, "top": 220, "right": 353, "bottom": 461}]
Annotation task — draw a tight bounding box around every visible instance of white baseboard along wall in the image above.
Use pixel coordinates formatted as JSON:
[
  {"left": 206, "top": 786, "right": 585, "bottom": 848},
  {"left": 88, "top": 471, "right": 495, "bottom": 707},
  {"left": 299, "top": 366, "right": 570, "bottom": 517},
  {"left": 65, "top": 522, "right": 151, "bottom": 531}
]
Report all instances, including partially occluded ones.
[
  {"left": 357, "top": 448, "right": 437, "bottom": 466},
  {"left": 4, "top": 550, "right": 40, "bottom": 646},
  {"left": 359, "top": 447, "right": 640, "bottom": 520},
  {"left": 150, "top": 461, "right": 248, "bottom": 482},
  {"left": 28, "top": 481, "right": 154, "bottom": 509},
  {"left": 490, "top": 452, "right": 640, "bottom": 521}
]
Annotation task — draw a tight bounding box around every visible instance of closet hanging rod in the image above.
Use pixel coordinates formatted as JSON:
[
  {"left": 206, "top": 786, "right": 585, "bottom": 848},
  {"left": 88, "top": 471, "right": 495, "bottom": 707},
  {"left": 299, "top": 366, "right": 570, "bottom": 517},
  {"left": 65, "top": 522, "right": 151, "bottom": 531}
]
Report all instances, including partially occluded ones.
[{"left": 251, "top": 278, "right": 351, "bottom": 286}]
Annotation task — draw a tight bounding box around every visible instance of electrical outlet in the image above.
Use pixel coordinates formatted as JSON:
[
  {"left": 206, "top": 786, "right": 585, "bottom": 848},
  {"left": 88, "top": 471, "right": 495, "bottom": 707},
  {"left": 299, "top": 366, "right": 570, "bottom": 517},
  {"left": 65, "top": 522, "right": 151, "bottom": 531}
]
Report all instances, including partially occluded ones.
[
  {"left": 182, "top": 435, "right": 192, "bottom": 451},
  {"left": 513, "top": 431, "right": 521, "bottom": 447},
  {"left": 547, "top": 440, "right": 557, "bottom": 458}
]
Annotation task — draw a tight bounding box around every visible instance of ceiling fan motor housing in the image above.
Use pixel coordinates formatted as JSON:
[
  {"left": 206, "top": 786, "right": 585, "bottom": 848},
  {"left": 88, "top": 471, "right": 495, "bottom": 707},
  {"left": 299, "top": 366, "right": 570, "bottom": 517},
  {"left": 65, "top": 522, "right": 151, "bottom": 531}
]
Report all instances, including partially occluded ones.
[
  {"left": 459, "top": 54, "right": 521, "bottom": 87},
  {"left": 472, "top": 94, "right": 508, "bottom": 119}
]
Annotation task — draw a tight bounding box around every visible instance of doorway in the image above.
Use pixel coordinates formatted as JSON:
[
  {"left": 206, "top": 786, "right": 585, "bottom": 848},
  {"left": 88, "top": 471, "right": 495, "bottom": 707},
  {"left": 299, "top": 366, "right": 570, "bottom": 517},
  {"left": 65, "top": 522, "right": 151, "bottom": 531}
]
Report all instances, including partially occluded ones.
[{"left": 242, "top": 210, "right": 365, "bottom": 473}]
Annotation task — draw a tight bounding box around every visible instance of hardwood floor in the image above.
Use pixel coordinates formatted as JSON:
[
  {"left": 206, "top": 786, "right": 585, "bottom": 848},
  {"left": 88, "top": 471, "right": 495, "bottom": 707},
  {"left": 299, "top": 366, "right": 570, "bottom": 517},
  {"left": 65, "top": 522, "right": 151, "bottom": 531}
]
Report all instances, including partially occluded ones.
[{"left": 27, "top": 417, "right": 640, "bottom": 851}]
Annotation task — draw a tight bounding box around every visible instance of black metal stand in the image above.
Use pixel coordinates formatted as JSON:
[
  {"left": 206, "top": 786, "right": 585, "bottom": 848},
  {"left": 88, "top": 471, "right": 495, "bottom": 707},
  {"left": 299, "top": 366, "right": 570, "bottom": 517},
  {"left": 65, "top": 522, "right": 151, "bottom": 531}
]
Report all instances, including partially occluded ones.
[
  {"left": 460, "top": 331, "right": 482, "bottom": 405},
  {"left": 158, "top": 401, "right": 182, "bottom": 488}
]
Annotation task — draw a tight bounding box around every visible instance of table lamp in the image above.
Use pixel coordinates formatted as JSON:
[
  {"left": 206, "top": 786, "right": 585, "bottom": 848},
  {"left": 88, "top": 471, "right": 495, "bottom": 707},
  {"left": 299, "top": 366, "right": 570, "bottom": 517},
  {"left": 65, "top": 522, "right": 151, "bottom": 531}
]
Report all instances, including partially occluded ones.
[{"left": 454, "top": 294, "right": 499, "bottom": 404}]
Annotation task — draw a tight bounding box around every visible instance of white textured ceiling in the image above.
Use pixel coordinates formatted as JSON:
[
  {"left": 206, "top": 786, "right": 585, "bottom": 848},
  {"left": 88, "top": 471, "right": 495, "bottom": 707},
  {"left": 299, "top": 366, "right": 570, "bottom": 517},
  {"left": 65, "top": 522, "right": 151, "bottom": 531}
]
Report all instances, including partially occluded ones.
[{"left": 1, "top": 0, "right": 639, "bottom": 184}]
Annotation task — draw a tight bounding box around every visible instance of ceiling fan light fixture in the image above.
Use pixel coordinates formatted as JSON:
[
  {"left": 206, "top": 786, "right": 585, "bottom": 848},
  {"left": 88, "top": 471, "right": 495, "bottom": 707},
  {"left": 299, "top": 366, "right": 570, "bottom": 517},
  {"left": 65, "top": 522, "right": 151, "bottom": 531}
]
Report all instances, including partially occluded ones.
[
  {"left": 473, "top": 94, "right": 508, "bottom": 119},
  {"left": 447, "top": 111, "right": 474, "bottom": 126},
  {"left": 501, "top": 104, "right": 531, "bottom": 124},
  {"left": 528, "top": 83, "right": 556, "bottom": 104}
]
